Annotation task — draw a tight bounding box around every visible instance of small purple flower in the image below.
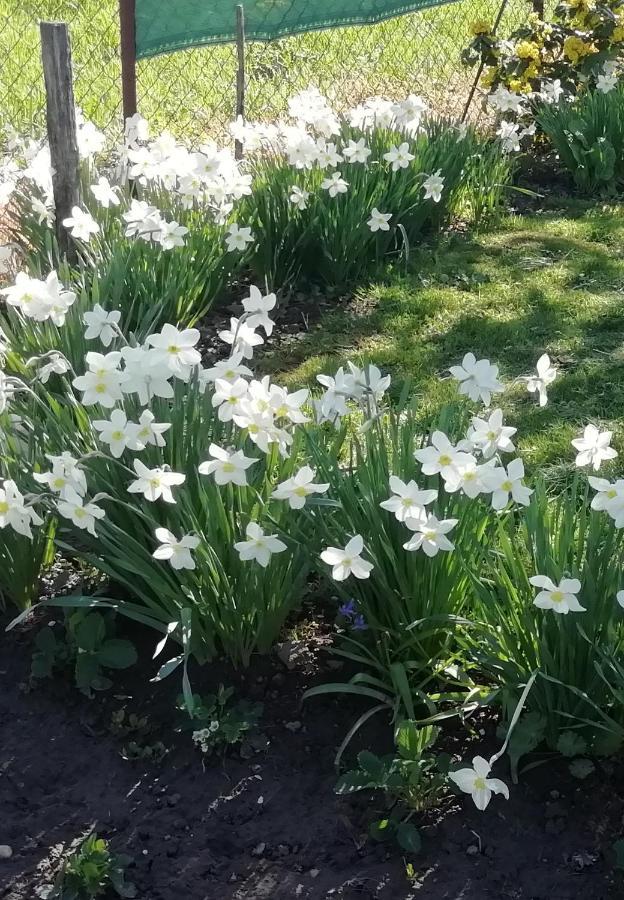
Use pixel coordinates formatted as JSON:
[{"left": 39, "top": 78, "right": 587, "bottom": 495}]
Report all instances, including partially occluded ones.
[
  {"left": 352, "top": 613, "right": 368, "bottom": 631},
  {"left": 338, "top": 599, "right": 357, "bottom": 618}
]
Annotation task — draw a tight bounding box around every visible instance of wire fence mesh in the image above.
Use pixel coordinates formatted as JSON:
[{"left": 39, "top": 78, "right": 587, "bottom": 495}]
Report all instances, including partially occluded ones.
[{"left": 1, "top": 0, "right": 533, "bottom": 142}]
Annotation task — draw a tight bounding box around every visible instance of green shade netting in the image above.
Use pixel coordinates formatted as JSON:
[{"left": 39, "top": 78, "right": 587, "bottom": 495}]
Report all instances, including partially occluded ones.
[{"left": 135, "top": 0, "right": 457, "bottom": 59}]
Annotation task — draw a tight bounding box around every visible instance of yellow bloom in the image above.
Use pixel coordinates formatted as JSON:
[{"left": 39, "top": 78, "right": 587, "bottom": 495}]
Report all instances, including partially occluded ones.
[
  {"left": 563, "top": 35, "right": 596, "bottom": 63},
  {"left": 508, "top": 78, "right": 524, "bottom": 92},
  {"left": 481, "top": 67, "right": 497, "bottom": 88},
  {"left": 516, "top": 40, "right": 541, "bottom": 60},
  {"left": 470, "top": 18, "right": 492, "bottom": 35},
  {"left": 525, "top": 62, "right": 540, "bottom": 79},
  {"left": 612, "top": 18, "right": 624, "bottom": 40}
]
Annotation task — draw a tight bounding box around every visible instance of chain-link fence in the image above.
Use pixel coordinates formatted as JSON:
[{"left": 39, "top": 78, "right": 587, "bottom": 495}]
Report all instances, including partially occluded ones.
[{"left": 1, "top": 0, "right": 532, "bottom": 142}]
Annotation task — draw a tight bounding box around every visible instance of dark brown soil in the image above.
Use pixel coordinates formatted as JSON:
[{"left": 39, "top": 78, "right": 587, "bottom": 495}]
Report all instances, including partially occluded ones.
[{"left": 1, "top": 618, "right": 623, "bottom": 900}]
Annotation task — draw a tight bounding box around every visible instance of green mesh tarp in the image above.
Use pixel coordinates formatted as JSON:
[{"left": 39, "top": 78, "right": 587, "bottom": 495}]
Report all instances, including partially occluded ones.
[{"left": 135, "top": 0, "right": 456, "bottom": 59}]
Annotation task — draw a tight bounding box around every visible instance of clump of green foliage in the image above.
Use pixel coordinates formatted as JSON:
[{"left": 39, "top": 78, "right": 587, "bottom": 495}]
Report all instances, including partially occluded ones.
[
  {"left": 50, "top": 833, "right": 135, "bottom": 899},
  {"left": 177, "top": 684, "right": 263, "bottom": 755}
]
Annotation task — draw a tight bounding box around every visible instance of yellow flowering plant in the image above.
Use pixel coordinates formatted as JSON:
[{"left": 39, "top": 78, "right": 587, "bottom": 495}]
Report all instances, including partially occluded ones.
[{"left": 463, "top": 1, "right": 624, "bottom": 100}]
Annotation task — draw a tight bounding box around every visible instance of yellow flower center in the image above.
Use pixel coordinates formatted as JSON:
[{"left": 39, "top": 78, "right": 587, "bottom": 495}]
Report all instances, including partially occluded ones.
[
  {"left": 294, "top": 486, "right": 308, "bottom": 497},
  {"left": 168, "top": 344, "right": 180, "bottom": 354},
  {"left": 95, "top": 383, "right": 107, "bottom": 394},
  {"left": 150, "top": 477, "right": 161, "bottom": 487},
  {"left": 501, "top": 480, "right": 512, "bottom": 491},
  {"left": 53, "top": 477, "right": 65, "bottom": 489},
  {"left": 0, "top": 501, "right": 8, "bottom": 514},
  {"left": 439, "top": 454, "right": 452, "bottom": 466},
  {"left": 551, "top": 590, "right": 564, "bottom": 603},
  {"left": 608, "top": 489, "right": 617, "bottom": 498},
  {"left": 474, "top": 776, "right": 487, "bottom": 789},
  {"left": 74, "top": 507, "right": 86, "bottom": 519},
  {"left": 222, "top": 462, "right": 235, "bottom": 473},
  {"left": 112, "top": 430, "right": 124, "bottom": 440}
]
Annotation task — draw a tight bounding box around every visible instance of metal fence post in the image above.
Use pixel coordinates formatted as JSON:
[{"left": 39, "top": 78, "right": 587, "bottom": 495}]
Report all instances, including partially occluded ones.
[
  {"left": 235, "top": 4, "right": 246, "bottom": 160},
  {"left": 39, "top": 21, "right": 80, "bottom": 263},
  {"left": 119, "top": 0, "right": 138, "bottom": 124}
]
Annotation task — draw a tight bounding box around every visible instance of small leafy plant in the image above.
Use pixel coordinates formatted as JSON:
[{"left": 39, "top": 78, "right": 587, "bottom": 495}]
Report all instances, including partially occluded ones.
[
  {"left": 31, "top": 611, "right": 137, "bottom": 697},
  {"left": 50, "top": 833, "right": 135, "bottom": 899},
  {"left": 335, "top": 721, "right": 448, "bottom": 853},
  {"left": 177, "top": 684, "right": 263, "bottom": 755}
]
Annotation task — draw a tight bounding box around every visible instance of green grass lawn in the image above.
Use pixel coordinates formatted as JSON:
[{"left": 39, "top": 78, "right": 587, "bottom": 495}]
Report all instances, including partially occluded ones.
[
  {"left": 1, "top": 0, "right": 526, "bottom": 137},
  {"left": 261, "top": 201, "right": 624, "bottom": 476}
]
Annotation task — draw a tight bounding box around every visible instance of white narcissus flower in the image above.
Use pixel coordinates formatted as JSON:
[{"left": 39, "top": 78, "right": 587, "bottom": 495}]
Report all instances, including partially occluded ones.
[
  {"left": 379, "top": 476, "right": 437, "bottom": 523},
  {"left": 449, "top": 353, "right": 504, "bottom": 407},
  {"left": 127, "top": 459, "right": 185, "bottom": 503},
  {"left": 315, "top": 138, "right": 343, "bottom": 169},
  {"left": 72, "top": 351, "right": 127, "bottom": 408},
  {"left": 321, "top": 172, "right": 349, "bottom": 197},
  {"left": 617, "top": 591, "right": 624, "bottom": 609},
  {"left": 92, "top": 408, "right": 140, "bottom": 458},
  {"left": 147, "top": 324, "right": 201, "bottom": 376},
  {"left": 442, "top": 458, "right": 493, "bottom": 499},
  {"left": 34, "top": 458, "right": 87, "bottom": 500},
  {"left": 383, "top": 142, "right": 415, "bottom": 171},
  {"left": 242, "top": 286, "right": 277, "bottom": 336},
  {"left": 342, "top": 137, "right": 371, "bottom": 164},
  {"left": 212, "top": 377, "right": 249, "bottom": 422},
  {"left": 571, "top": 425, "right": 618, "bottom": 472},
  {"left": 403, "top": 514, "right": 457, "bottom": 556},
  {"left": 597, "top": 73, "right": 617, "bottom": 93},
  {"left": 234, "top": 522, "right": 287, "bottom": 567},
  {"left": 414, "top": 430, "right": 474, "bottom": 480},
  {"left": 422, "top": 170, "right": 444, "bottom": 202},
  {"left": 588, "top": 476, "right": 624, "bottom": 526},
  {"left": 134, "top": 410, "right": 171, "bottom": 448},
  {"left": 225, "top": 223, "right": 254, "bottom": 252},
  {"left": 198, "top": 443, "right": 258, "bottom": 486},
  {"left": 482, "top": 458, "right": 532, "bottom": 510},
  {"left": 269, "top": 385, "right": 310, "bottom": 424},
  {"left": 289, "top": 185, "right": 310, "bottom": 210},
  {"left": 83, "top": 304, "right": 121, "bottom": 348},
  {"left": 157, "top": 220, "right": 189, "bottom": 250},
  {"left": 271, "top": 466, "right": 330, "bottom": 509},
  {"left": 57, "top": 487, "right": 105, "bottom": 537},
  {"left": 201, "top": 352, "right": 252, "bottom": 385},
  {"left": 38, "top": 354, "right": 70, "bottom": 383},
  {"left": 0, "top": 479, "right": 43, "bottom": 538},
  {"left": 449, "top": 756, "right": 509, "bottom": 811},
  {"left": 367, "top": 208, "right": 392, "bottom": 233},
  {"left": 320, "top": 534, "right": 373, "bottom": 581},
  {"left": 62, "top": 206, "right": 100, "bottom": 242},
  {"left": 218, "top": 317, "right": 264, "bottom": 359},
  {"left": 90, "top": 176, "right": 120, "bottom": 208},
  {"left": 526, "top": 353, "right": 557, "bottom": 407},
  {"left": 529, "top": 575, "right": 585, "bottom": 614},
  {"left": 153, "top": 528, "right": 200, "bottom": 570},
  {"left": 468, "top": 408, "right": 516, "bottom": 458}
]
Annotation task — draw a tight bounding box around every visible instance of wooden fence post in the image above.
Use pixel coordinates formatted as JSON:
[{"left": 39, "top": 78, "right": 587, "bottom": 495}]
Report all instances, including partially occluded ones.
[
  {"left": 40, "top": 21, "right": 80, "bottom": 263},
  {"left": 235, "top": 4, "right": 246, "bottom": 160},
  {"left": 119, "top": 0, "right": 138, "bottom": 124}
]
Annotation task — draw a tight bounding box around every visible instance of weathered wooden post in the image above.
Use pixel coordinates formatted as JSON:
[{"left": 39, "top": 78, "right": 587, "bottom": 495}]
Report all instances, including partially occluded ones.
[
  {"left": 235, "top": 4, "right": 246, "bottom": 160},
  {"left": 39, "top": 21, "right": 80, "bottom": 262},
  {"left": 119, "top": 0, "right": 138, "bottom": 123}
]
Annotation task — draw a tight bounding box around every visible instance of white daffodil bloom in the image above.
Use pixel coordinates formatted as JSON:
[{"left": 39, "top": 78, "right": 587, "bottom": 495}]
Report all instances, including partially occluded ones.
[
  {"left": 72, "top": 351, "right": 127, "bottom": 408},
  {"left": 597, "top": 73, "right": 617, "bottom": 93},
  {"left": 127, "top": 459, "right": 185, "bottom": 503},
  {"left": 617, "top": 591, "right": 624, "bottom": 609},
  {"left": 219, "top": 316, "right": 264, "bottom": 360},
  {"left": 147, "top": 324, "right": 201, "bottom": 377},
  {"left": 488, "top": 85, "right": 527, "bottom": 115},
  {"left": 225, "top": 223, "right": 254, "bottom": 252},
  {"left": 83, "top": 304, "right": 121, "bottom": 348},
  {"left": 1, "top": 271, "right": 76, "bottom": 324},
  {"left": 315, "top": 138, "right": 343, "bottom": 169},
  {"left": 92, "top": 408, "right": 140, "bottom": 458},
  {"left": 321, "top": 172, "right": 349, "bottom": 197},
  {"left": 134, "top": 410, "right": 171, "bottom": 448},
  {"left": 450, "top": 757, "right": 509, "bottom": 811},
  {"left": 120, "top": 346, "right": 174, "bottom": 405},
  {"left": 57, "top": 487, "right": 105, "bottom": 537},
  {"left": 481, "top": 458, "right": 533, "bottom": 510},
  {"left": 242, "top": 286, "right": 277, "bottom": 336},
  {"left": 367, "top": 208, "right": 392, "bottom": 233},
  {"left": 122, "top": 199, "right": 162, "bottom": 240},
  {"left": 234, "top": 521, "right": 287, "bottom": 567},
  {"left": 379, "top": 476, "right": 437, "bottom": 523},
  {"left": 212, "top": 377, "right": 249, "bottom": 422},
  {"left": 383, "top": 142, "right": 415, "bottom": 171},
  {"left": 198, "top": 443, "right": 257, "bottom": 486},
  {"left": 200, "top": 352, "right": 252, "bottom": 385},
  {"left": 157, "top": 219, "right": 189, "bottom": 250},
  {"left": 530, "top": 575, "right": 585, "bottom": 614},
  {"left": 90, "top": 176, "right": 120, "bottom": 209},
  {"left": 62, "top": 206, "right": 100, "bottom": 242},
  {"left": 153, "top": 528, "right": 200, "bottom": 570},
  {"left": 497, "top": 120, "right": 522, "bottom": 153},
  {"left": 269, "top": 385, "right": 310, "bottom": 424},
  {"left": 0, "top": 479, "right": 43, "bottom": 538},
  {"left": 271, "top": 466, "right": 330, "bottom": 509},
  {"left": 468, "top": 408, "right": 517, "bottom": 458},
  {"left": 423, "top": 170, "right": 444, "bottom": 202},
  {"left": 403, "top": 514, "right": 457, "bottom": 556},
  {"left": 588, "top": 477, "right": 624, "bottom": 526},
  {"left": 321, "top": 534, "right": 373, "bottom": 581},
  {"left": 571, "top": 425, "right": 618, "bottom": 472},
  {"left": 414, "top": 430, "right": 474, "bottom": 480},
  {"left": 449, "top": 352, "right": 504, "bottom": 407},
  {"left": 342, "top": 138, "right": 371, "bottom": 164},
  {"left": 38, "top": 354, "right": 70, "bottom": 383},
  {"left": 539, "top": 78, "right": 565, "bottom": 104},
  {"left": 526, "top": 353, "right": 557, "bottom": 407},
  {"left": 289, "top": 185, "right": 310, "bottom": 210},
  {"left": 442, "top": 458, "right": 493, "bottom": 499},
  {"left": 34, "top": 458, "right": 87, "bottom": 499}
]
